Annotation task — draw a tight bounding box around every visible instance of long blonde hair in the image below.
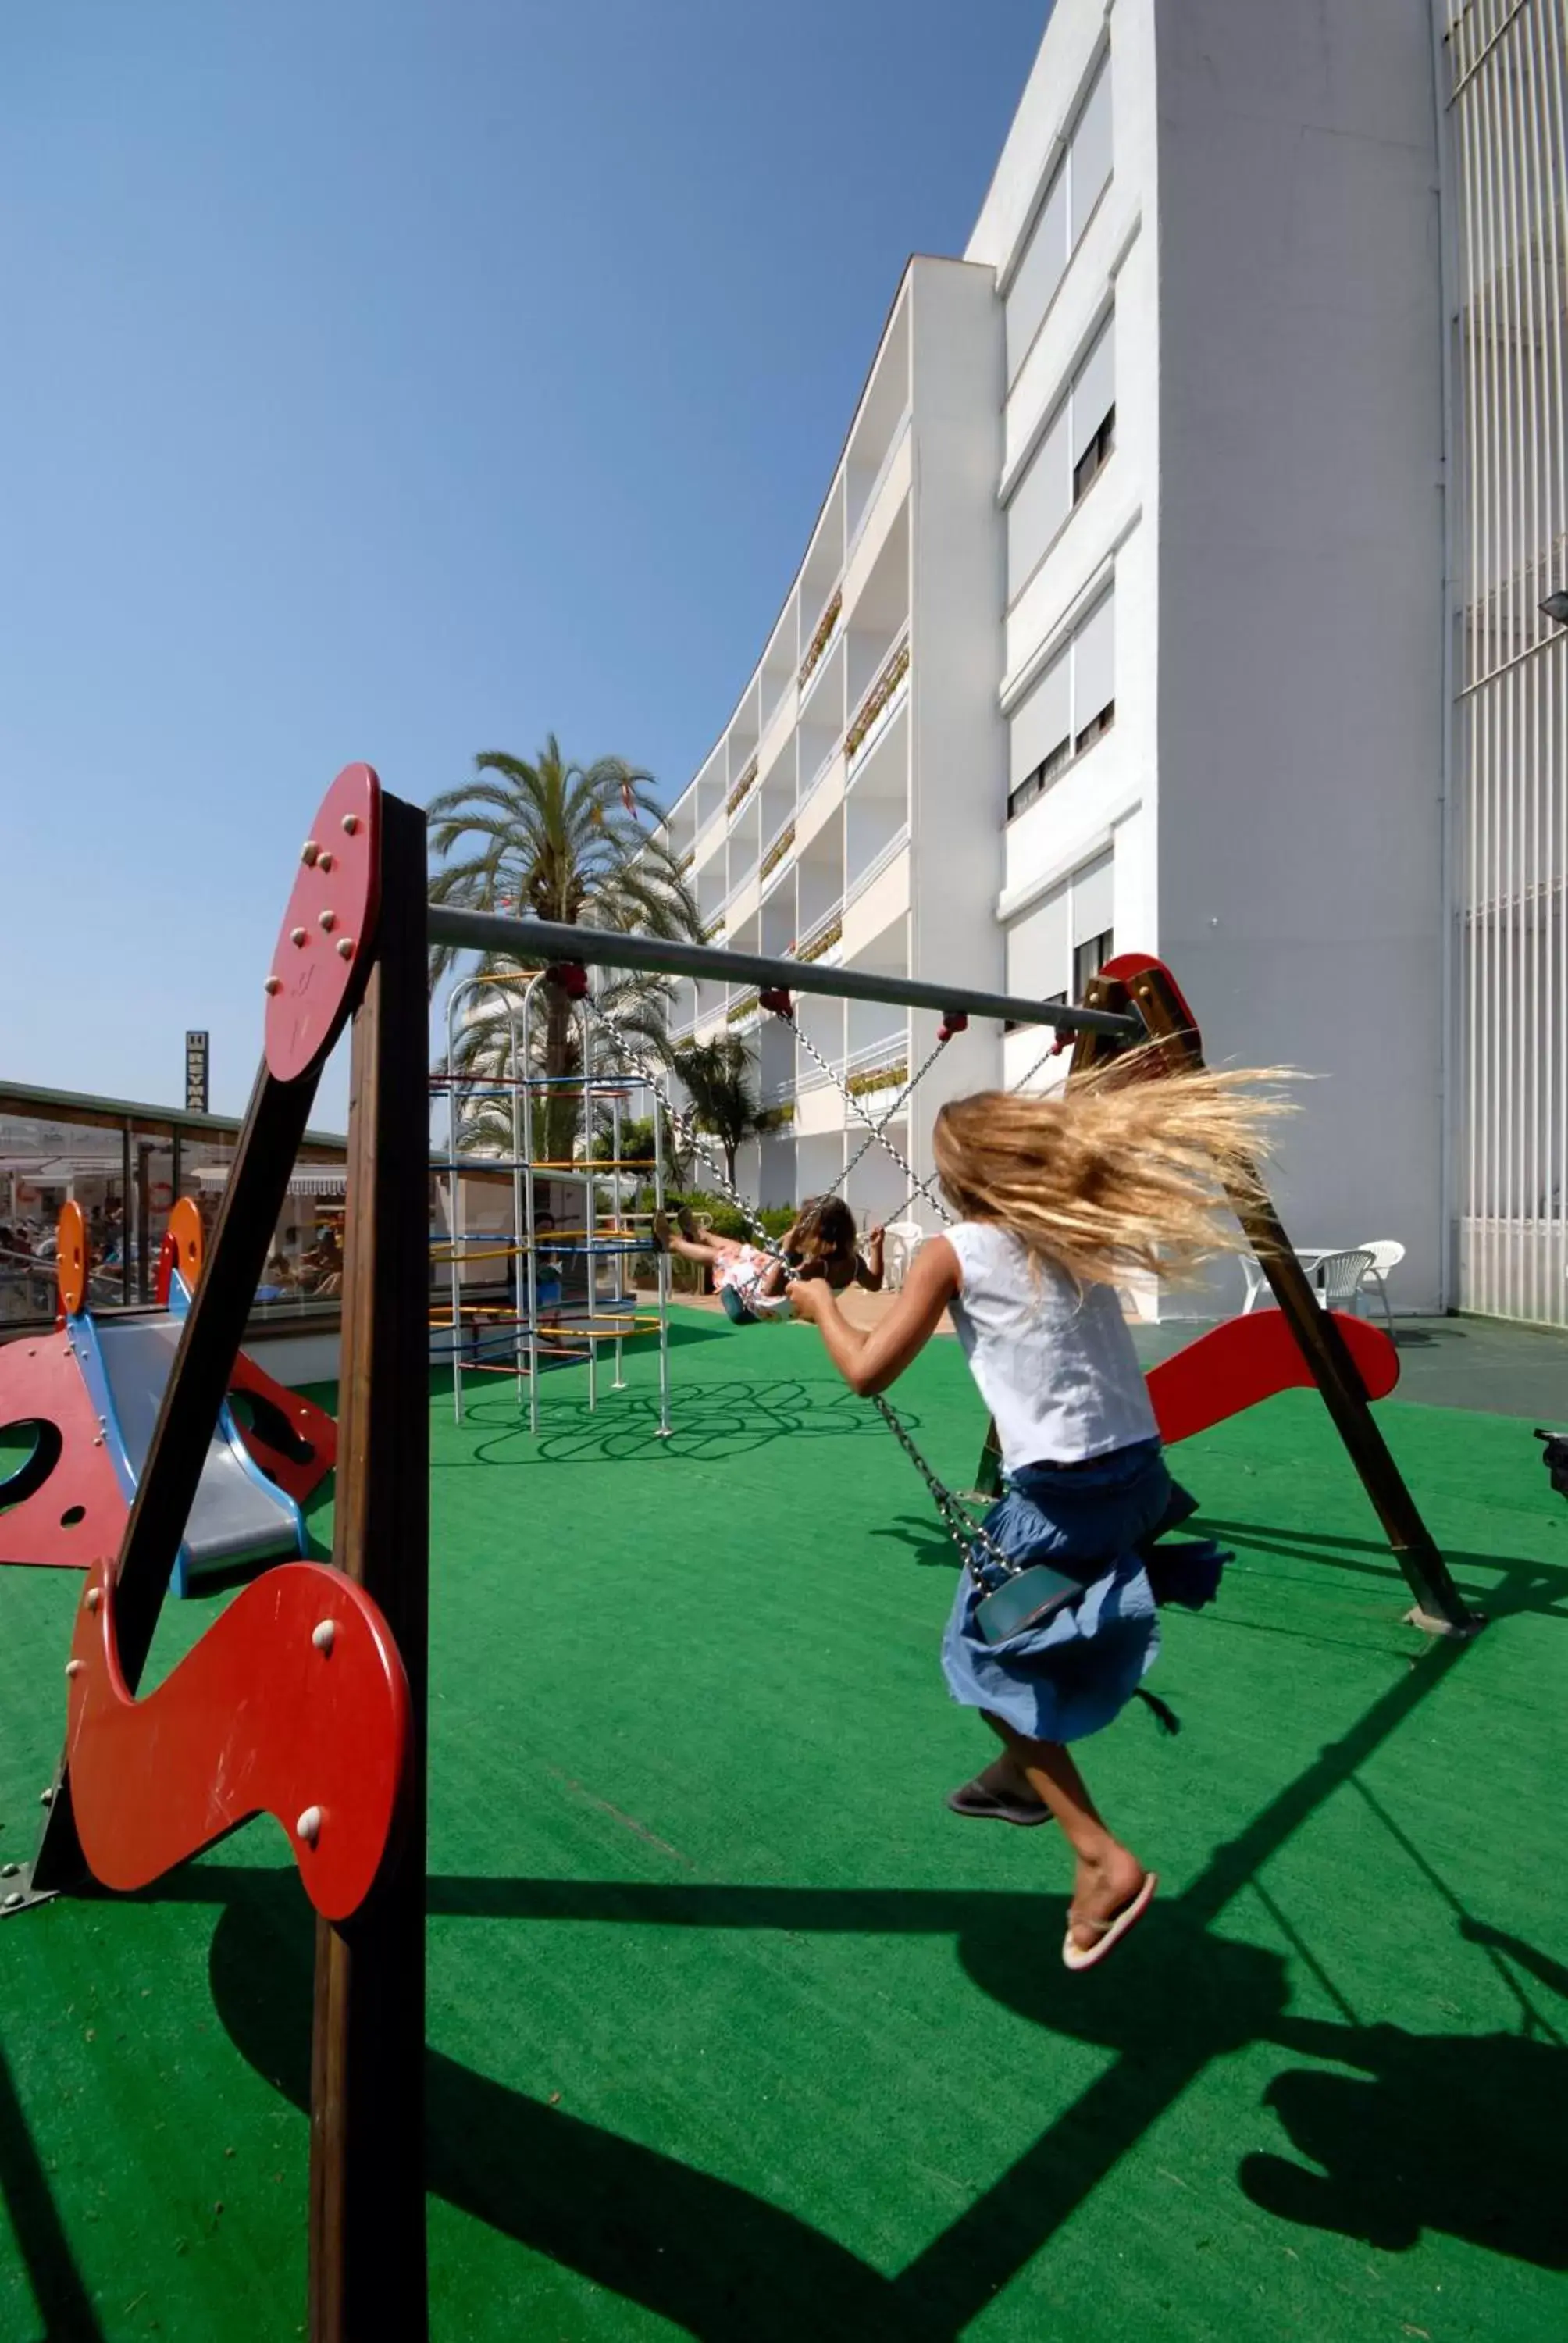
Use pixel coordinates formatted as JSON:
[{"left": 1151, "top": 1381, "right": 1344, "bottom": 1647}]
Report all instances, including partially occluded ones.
[{"left": 932, "top": 1048, "right": 1296, "bottom": 1289}]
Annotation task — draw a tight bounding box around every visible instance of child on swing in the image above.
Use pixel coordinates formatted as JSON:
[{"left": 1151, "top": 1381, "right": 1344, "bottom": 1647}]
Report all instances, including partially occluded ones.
[
  {"left": 656, "top": 1196, "right": 884, "bottom": 1324},
  {"left": 789, "top": 1051, "right": 1286, "bottom": 1970}
]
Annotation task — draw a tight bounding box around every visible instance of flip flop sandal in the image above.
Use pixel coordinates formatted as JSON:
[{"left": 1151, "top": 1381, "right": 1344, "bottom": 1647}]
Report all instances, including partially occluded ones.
[
  {"left": 1061, "top": 1871, "right": 1158, "bottom": 1971},
  {"left": 946, "top": 1778, "right": 1054, "bottom": 1827}
]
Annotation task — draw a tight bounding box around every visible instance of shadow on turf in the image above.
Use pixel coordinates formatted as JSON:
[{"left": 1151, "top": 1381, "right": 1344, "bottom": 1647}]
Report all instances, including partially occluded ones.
[
  {"left": 452, "top": 1378, "right": 923, "bottom": 1469},
  {"left": 869, "top": 1513, "right": 964, "bottom": 1568},
  {"left": 1196, "top": 1518, "right": 1568, "bottom": 1620},
  {"left": 117, "top": 1861, "right": 1567, "bottom": 2342},
  {"left": 0, "top": 2038, "right": 106, "bottom": 2341}
]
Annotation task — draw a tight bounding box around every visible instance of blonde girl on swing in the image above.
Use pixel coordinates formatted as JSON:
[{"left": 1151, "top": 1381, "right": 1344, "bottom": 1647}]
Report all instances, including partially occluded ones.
[{"left": 790, "top": 1054, "right": 1288, "bottom": 1971}]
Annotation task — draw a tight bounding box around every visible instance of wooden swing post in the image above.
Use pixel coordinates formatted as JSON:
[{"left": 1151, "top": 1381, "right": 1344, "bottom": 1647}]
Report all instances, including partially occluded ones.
[{"left": 1071, "top": 954, "right": 1477, "bottom": 1635}]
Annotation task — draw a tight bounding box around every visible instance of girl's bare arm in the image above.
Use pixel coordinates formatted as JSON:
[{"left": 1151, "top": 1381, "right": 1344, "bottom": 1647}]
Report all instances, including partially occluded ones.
[{"left": 792, "top": 1237, "right": 958, "bottom": 1395}]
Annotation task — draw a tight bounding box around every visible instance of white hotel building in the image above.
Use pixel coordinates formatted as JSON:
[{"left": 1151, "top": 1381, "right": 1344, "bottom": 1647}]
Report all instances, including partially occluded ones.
[{"left": 657, "top": 0, "right": 1568, "bottom": 1326}]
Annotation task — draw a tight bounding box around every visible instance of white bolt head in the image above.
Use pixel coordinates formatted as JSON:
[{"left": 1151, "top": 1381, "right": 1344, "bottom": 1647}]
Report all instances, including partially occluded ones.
[
  {"left": 265, "top": 975, "right": 283, "bottom": 996},
  {"left": 312, "top": 1618, "right": 337, "bottom": 1654},
  {"left": 39, "top": 1788, "right": 53, "bottom": 1806},
  {"left": 296, "top": 1805, "right": 323, "bottom": 1846},
  {"left": 318, "top": 908, "right": 337, "bottom": 933},
  {"left": 3, "top": 1892, "right": 22, "bottom": 1909},
  {"left": 301, "top": 841, "right": 320, "bottom": 866},
  {"left": 86, "top": 1586, "right": 101, "bottom": 1613},
  {"left": 65, "top": 1659, "right": 84, "bottom": 1679},
  {"left": 336, "top": 937, "right": 355, "bottom": 961},
  {"left": 290, "top": 926, "right": 307, "bottom": 947},
  {"left": 341, "top": 812, "right": 359, "bottom": 835}
]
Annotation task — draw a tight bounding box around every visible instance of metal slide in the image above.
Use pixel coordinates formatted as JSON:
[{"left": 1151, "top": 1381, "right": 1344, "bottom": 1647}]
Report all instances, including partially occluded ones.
[{"left": 69, "top": 1310, "right": 308, "bottom": 1594}]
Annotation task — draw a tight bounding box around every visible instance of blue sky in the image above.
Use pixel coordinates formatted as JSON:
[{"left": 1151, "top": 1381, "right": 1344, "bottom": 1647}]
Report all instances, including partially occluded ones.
[{"left": 0, "top": 2, "right": 1046, "bottom": 1126}]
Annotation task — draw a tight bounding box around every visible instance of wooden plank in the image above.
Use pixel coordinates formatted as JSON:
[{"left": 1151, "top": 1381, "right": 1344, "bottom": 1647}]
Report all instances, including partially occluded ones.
[
  {"left": 1078, "top": 959, "right": 1477, "bottom": 1634},
  {"left": 308, "top": 790, "right": 429, "bottom": 2342}
]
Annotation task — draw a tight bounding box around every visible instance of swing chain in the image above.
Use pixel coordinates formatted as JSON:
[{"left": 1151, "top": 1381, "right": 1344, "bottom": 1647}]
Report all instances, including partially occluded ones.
[
  {"left": 832, "top": 1032, "right": 954, "bottom": 1223},
  {"left": 874, "top": 1019, "right": 1065, "bottom": 1233},
  {"left": 780, "top": 1007, "right": 948, "bottom": 1218},
  {"left": 594, "top": 996, "right": 1014, "bottom": 1582},
  {"left": 865, "top": 1393, "right": 1017, "bottom": 1583},
  {"left": 591, "top": 1010, "right": 790, "bottom": 1264}
]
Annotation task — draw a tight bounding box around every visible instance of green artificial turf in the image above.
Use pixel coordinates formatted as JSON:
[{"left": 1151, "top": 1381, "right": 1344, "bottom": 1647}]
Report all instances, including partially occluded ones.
[{"left": 2, "top": 1307, "right": 1566, "bottom": 2341}]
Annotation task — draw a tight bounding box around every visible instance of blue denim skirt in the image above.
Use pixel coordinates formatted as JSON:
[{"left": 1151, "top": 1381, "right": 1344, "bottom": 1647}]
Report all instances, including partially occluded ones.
[{"left": 940, "top": 1438, "right": 1225, "bottom": 1743}]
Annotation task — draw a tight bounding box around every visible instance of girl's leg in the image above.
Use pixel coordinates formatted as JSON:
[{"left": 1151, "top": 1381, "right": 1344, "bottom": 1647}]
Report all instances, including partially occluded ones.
[
  {"left": 966, "top": 1710, "right": 1045, "bottom": 1808},
  {"left": 997, "top": 1727, "right": 1149, "bottom": 1950},
  {"left": 654, "top": 1214, "right": 739, "bottom": 1271}
]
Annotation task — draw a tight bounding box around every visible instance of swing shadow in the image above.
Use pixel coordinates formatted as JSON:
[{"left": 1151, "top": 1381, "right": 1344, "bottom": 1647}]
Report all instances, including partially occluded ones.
[
  {"left": 127, "top": 1853, "right": 1568, "bottom": 2343},
  {"left": 1192, "top": 1518, "right": 1568, "bottom": 1620},
  {"left": 20, "top": 1505, "right": 1552, "bottom": 2331},
  {"left": 0, "top": 2037, "right": 106, "bottom": 2343},
  {"left": 868, "top": 1513, "right": 964, "bottom": 1568}
]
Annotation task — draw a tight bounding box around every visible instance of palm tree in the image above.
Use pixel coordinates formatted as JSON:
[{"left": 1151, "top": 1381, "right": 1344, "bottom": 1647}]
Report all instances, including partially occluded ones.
[
  {"left": 671, "top": 1034, "right": 760, "bottom": 1189},
  {"left": 427, "top": 740, "right": 699, "bottom": 1162}
]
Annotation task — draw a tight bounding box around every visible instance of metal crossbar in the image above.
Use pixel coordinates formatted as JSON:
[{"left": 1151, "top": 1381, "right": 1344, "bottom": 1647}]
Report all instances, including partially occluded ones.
[{"left": 426, "top": 907, "right": 1146, "bottom": 1043}]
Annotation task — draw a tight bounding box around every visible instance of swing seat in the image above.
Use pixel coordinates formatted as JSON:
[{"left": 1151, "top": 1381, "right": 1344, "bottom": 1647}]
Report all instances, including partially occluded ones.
[{"left": 975, "top": 1562, "right": 1085, "bottom": 1646}]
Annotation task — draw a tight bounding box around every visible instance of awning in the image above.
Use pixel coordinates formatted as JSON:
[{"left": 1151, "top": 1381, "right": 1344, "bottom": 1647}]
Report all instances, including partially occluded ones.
[{"left": 191, "top": 1167, "right": 348, "bottom": 1198}]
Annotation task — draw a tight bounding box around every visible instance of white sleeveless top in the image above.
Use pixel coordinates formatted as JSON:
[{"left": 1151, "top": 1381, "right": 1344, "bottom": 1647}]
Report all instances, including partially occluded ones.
[{"left": 943, "top": 1221, "right": 1157, "bottom": 1471}]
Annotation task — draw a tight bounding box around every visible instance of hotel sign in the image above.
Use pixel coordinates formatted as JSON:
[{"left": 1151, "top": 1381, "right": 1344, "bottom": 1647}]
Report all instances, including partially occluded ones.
[{"left": 184, "top": 1031, "right": 209, "bottom": 1114}]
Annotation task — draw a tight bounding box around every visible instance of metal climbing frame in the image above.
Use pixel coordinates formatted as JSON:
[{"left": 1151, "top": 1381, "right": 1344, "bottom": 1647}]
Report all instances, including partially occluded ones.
[
  {"left": 515, "top": 979, "right": 670, "bottom": 1435},
  {"left": 438, "top": 971, "right": 672, "bottom": 1434}
]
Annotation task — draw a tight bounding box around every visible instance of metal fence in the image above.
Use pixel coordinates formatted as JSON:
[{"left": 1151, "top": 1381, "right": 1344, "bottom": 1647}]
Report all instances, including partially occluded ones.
[{"left": 1440, "top": 0, "right": 1568, "bottom": 1321}]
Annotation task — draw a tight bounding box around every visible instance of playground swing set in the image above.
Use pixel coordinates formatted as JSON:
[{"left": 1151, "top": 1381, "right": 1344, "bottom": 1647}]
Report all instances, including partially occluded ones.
[{"left": 0, "top": 763, "right": 1479, "bottom": 2339}]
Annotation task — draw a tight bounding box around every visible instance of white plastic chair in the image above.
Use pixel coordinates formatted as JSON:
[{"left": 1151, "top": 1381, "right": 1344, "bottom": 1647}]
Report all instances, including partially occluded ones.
[
  {"left": 1310, "top": 1248, "right": 1377, "bottom": 1314},
  {"left": 1352, "top": 1239, "right": 1404, "bottom": 1336},
  {"left": 1240, "top": 1255, "right": 1273, "bottom": 1313},
  {"left": 879, "top": 1219, "right": 926, "bottom": 1292}
]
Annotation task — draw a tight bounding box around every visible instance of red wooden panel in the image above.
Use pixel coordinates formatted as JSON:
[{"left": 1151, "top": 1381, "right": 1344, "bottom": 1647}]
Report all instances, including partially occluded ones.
[
  {"left": 1149, "top": 1308, "right": 1399, "bottom": 1446},
  {"left": 0, "top": 1330, "right": 127, "bottom": 1568},
  {"left": 228, "top": 1350, "right": 337, "bottom": 1505},
  {"left": 66, "top": 1557, "right": 409, "bottom": 1922},
  {"left": 265, "top": 764, "right": 382, "bottom": 1084}
]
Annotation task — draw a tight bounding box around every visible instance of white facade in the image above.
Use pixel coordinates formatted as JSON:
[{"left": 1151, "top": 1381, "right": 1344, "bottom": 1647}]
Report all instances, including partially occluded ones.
[
  {"left": 661, "top": 259, "right": 1006, "bottom": 1225},
  {"left": 657, "top": 0, "right": 1567, "bottom": 1324}
]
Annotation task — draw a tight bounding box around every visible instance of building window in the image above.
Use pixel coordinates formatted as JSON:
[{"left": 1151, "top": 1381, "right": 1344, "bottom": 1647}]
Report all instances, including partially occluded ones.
[
  {"left": 1004, "top": 52, "right": 1114, "bottom": 387},
  {"left": 1074, "top": 698, "right": 1115, "bottom": 755},
  {"left": 1007, "top": 733, "right": 1071, "bottom": 821},
  {"left": 1073, "top": 929, "right": 1114, "bottom": 998},
  {"left": 1006, "top": 316, "right": 1115, "bottom": 606},
  {"left": 1006, "top": 588, "right": 1116, "bottom": 824},
  {"left": 1068, "top": 53, "right": 1113, "bottom": 243},
  {"left": 1072, "top": 404, "right": 1115, "bottom": 504}
]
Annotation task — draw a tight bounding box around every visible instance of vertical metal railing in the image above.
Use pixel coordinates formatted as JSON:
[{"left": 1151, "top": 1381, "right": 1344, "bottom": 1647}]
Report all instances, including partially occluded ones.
[{"left": 1440, "top": 0, "right": 1568, "bottom": 1323}]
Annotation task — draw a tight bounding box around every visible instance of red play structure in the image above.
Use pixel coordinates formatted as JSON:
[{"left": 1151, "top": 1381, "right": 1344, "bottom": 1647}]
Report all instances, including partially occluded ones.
[
  {"left": 0, "top": 764, "right": 1471, "bottom": 2341},
  {"left": 0, "top": 1194, "right": 336, "bottom": 1578}
]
